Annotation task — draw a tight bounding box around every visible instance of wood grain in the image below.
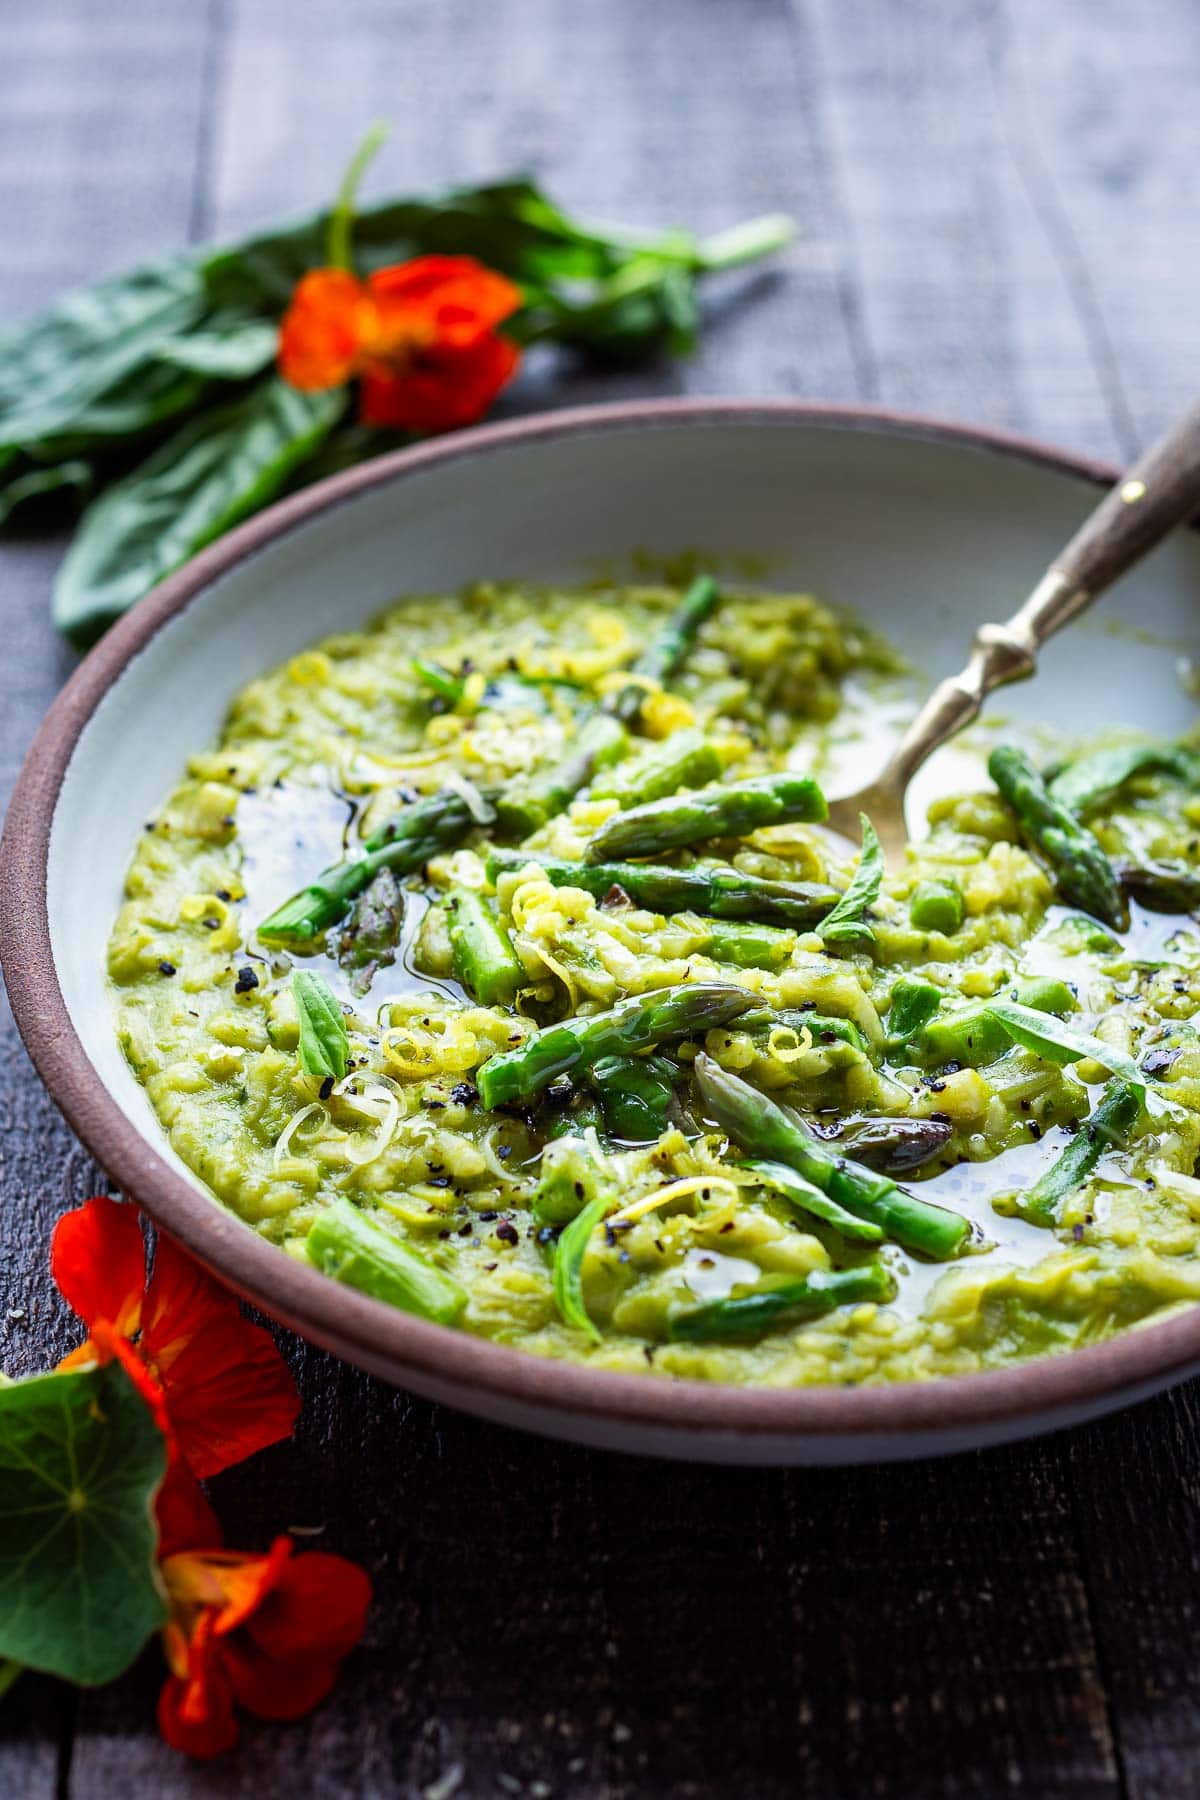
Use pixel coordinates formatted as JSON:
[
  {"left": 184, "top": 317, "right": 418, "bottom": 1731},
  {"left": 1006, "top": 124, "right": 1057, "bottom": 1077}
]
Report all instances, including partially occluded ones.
[{"left": 3, "top": 1, "right": 1199, "bottom": 1795}]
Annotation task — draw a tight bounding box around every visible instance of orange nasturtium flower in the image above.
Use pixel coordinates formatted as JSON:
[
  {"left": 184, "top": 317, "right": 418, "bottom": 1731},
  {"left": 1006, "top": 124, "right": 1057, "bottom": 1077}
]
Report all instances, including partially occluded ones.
[
  {"left": 157, "top": 1537, "right": 372, "bottom": 1757},
  {"left": 52, "top": 1197, "right": 300, "bottom": 1492},
  {"left": 278, "top": 254, "right": 523, "bottom": 431}
]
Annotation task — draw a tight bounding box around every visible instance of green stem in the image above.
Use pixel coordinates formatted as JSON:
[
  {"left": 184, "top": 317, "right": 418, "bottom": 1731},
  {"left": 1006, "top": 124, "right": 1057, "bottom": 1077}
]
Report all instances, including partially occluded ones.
[
  {"left": 695, "top": 213, "right": 796, "bottom": 271},
  {"left": 327, "top": 123, "right": 390, "bottom": 271}
]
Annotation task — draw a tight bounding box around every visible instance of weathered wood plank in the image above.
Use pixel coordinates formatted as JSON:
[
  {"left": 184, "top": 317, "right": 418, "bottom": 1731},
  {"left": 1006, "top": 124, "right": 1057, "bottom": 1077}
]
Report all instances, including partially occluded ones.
[
  {"left": 5, "top": 1, "right": 1200, "bottom": 1795},
  {"left": 801, "top": 0, "right": 1129, "bottom": 463},
  {"left": 0, "top": 3, "right": 220, "bottom": 1795},
  {"left": 995, "top": 7, "right": 1200, "bottom": 1793}
]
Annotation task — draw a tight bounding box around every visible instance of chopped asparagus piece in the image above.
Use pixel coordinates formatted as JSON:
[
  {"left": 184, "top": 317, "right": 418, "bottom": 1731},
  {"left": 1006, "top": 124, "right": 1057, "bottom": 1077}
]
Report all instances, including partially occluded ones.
[
  {"left": 593, "top": 728, "right": 723, "bottom": 808},
  {"left": 487, "top": 848, "right": 839, "bottom": 927},
  {"left": 836, "top": 1116, "right": 954, "bottom": 1175},
  {"left": 1116, "top": 859, "right": 1200, "bottom": 914},
  {"left": 477, "top": 983, "right": 757, "bottom": 1109},
  {"left": 887, "top": 976, "right": 943, "bottom": 1047},
  {"left": 909, "top": 879, "right": 964, "bottom": 934},
  {"left": 446, "top": 886, "right": 524, "bottom": 1006},
  {"left": 668, "top": 1263, "right": 895, "bottom": 1342},
  {"left": 1022, "top": 1079, "right": 1141, "bottom": 1226},
  {"left": 1049, "top": 743, "right": 1200, "bottom": 814},
  {"left": 493, "top": 577, "right": 722, "bottom": 838},
  {"left": 258, "top": 790, "right": 481, "bottom": 943},
  {"left": 584, "top": 771, "right": 827, "bottom": 863},
  {"left": 306, "top": 1198, "right": 467, "bottom": 1324}
]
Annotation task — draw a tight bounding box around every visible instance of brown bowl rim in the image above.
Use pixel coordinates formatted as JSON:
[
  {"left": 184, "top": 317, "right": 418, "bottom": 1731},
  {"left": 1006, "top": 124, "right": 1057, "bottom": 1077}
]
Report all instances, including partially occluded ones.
[{"left": 4, "top": 395, "right": 1197, "bottom": 1450}]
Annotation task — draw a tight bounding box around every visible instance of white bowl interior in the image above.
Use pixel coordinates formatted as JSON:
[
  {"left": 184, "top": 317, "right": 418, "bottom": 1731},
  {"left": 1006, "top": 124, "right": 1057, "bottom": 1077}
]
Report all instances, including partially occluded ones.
[{"left": 46, "top": 418, "right": 1200, "bottom": 1201}]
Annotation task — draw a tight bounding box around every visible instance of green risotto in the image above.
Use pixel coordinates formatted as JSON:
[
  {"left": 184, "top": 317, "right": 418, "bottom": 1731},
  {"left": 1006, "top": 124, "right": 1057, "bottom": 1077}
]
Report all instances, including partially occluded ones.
[{"left": 108, "top": 579, "right": 1200, "bottom": 1385}]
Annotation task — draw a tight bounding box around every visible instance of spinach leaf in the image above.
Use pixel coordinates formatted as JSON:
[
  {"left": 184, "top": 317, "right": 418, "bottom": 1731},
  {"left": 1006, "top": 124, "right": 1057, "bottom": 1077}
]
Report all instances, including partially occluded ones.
[
  {"left": 0, "top": 458, "right": 92, "bottom": 529},
  {"left": 53, "top": 379, "right": 345, "bottom": 644},
  {"left": 818, "top": 815, "right": 885, "bottom": 943},
  {"left": 293, "top": 970, "right": 350, "bottom": 1082},
  {"left": 0, "top": 258, "right": 205, "bottom": 455},
  {"left": 0, "top": 1360, "right": 167, "bottom": 1686},
  {"left": 200, "top": 181, "right": 644, "bottom": 314},
  {"left": 153, "top": 316, "right": 280, "bottom": 379}
]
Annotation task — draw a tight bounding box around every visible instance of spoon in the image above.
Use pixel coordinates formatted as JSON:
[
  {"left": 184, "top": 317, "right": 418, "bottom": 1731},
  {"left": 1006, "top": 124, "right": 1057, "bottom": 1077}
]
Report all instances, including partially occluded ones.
[{"left": 826, "top": 400, "right": 1200, "bottom": 857}]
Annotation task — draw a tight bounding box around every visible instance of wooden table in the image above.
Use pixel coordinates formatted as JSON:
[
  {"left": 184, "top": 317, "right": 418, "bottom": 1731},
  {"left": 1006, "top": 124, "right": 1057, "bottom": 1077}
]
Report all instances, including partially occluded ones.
[{"left": 3, "top": 3, "right": 1199, "bottom": 1793}]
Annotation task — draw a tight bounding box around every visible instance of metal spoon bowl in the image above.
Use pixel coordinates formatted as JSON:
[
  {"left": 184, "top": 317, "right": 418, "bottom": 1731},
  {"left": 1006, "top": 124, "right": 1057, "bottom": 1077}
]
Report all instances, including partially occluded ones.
[{"left": 826, "top": 399, "right": 1200, "bottom": 858}]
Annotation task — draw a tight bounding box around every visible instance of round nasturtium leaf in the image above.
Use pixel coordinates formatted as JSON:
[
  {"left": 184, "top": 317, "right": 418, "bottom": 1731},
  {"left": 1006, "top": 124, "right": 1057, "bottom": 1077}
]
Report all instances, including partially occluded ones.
[{"left": 0, "top": 1359, "right": 167, "bottom": 1685}]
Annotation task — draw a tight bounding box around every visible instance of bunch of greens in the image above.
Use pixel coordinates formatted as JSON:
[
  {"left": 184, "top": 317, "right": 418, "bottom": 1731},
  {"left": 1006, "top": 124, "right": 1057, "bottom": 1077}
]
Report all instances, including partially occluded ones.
[{"left": 0, "top": 148, "right": 792, "bottom": 647}]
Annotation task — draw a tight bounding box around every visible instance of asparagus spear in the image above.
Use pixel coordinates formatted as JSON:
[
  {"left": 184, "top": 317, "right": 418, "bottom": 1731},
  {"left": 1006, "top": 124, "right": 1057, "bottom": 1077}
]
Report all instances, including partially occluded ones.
[
  {"left": 493, "top": 577, "right": 721, "bottom": 838},
  {"left": 586, "top": 1053, "right": 677, "bottom": 1141},
  {"left": 306, "top": 1198, "right": 467, "bottom": 1325},
  {"left": 493, "top": 713, "right": 628, "bottom": 839},
  {"left": 668, "top": 1263, "right": 895, "bottom": 1343},
  {"left": 1049, "top": 742, "right": 1200, "bottom": 814},
  {"left": 1116, "top": 859, "right": 1200, "bottom": 914},
  {"left": 593, "top": 728, "right": 723, "bottom": 808},
  {"left": 486, "top": 848, "right": 839, "bottom": 927},
  {"left": 584, "top": 771, "right": 827, "bottom": 863},
  {"left": 477, "top": 983, "right": 757, "bottom": 1109},
  {"left": 692, "top": 1052, "right": 968, "bottom": 1259},
  {"left": 1022, "top": 1078, "right": 1141, "bottom": 1226},
  {"left": 607, "top": 573, "right": 722, "bottom": 721},
  {"left": 412, "top": 656, "right": 464, "bottom": 705},
  {"left": 446, "top": 886, "right": 524, "bottom": 1006},
  {"left": 334, "top": 866, "right": 403, "bottom": 997},
  {"left": 258, "top": 790, "right": 482, "bottom": 943},
  {"left": 835, "top": 1116, "right": 954, "bottom": 1175},
  {"left": 988, "top": 746, "right": 1128, "bottom": 931}
]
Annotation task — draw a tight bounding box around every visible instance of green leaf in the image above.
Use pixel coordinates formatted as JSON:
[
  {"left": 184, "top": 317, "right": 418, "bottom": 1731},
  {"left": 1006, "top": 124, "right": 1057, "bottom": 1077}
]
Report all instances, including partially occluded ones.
[
  {"left": 53, "top": 379, "right": 345, "bottom": 645},
  {"left": 199, "top": 180, "right": 628, "bottom": 314},
  {"left": 0, "top": 258, "right": 206, "bottom": 456},
  {"left": 982, "top": 999, "right": 1179, "bottom": 1118},
  {"left": 0, "top": 459, "right": 92, "bottom": 529},
  {"left": 153, "top": 316, "right": 280, "bottom": 379},
  {"left": 293, "top": 970, "right": 350, "bottom": 1081},
  {"left": 0, "top": 1360, "right": 167, "bottom": 1686},
  {"left": 818, "top": 815, "right": 885, "bottom": 943},
  {"left": 552, "top": 1193, "right": 610, "bottom": 1341}
]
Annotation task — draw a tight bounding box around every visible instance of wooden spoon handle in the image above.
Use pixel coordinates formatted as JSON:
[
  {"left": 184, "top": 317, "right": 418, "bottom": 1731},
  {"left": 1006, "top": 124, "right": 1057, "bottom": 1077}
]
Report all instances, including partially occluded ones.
[
  {"left": 881, "top": 401, "right": 1200, "bottom": 793},
  {"left": 1052, "top": 397, "right": 1200, "bottom": 599}
]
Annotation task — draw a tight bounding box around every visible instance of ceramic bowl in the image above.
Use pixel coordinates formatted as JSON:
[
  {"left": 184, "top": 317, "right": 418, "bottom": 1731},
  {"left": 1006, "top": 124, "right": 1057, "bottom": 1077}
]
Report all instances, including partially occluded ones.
[{"left": 4, "top": 400, "right": 1200, "bottom": 1464}]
